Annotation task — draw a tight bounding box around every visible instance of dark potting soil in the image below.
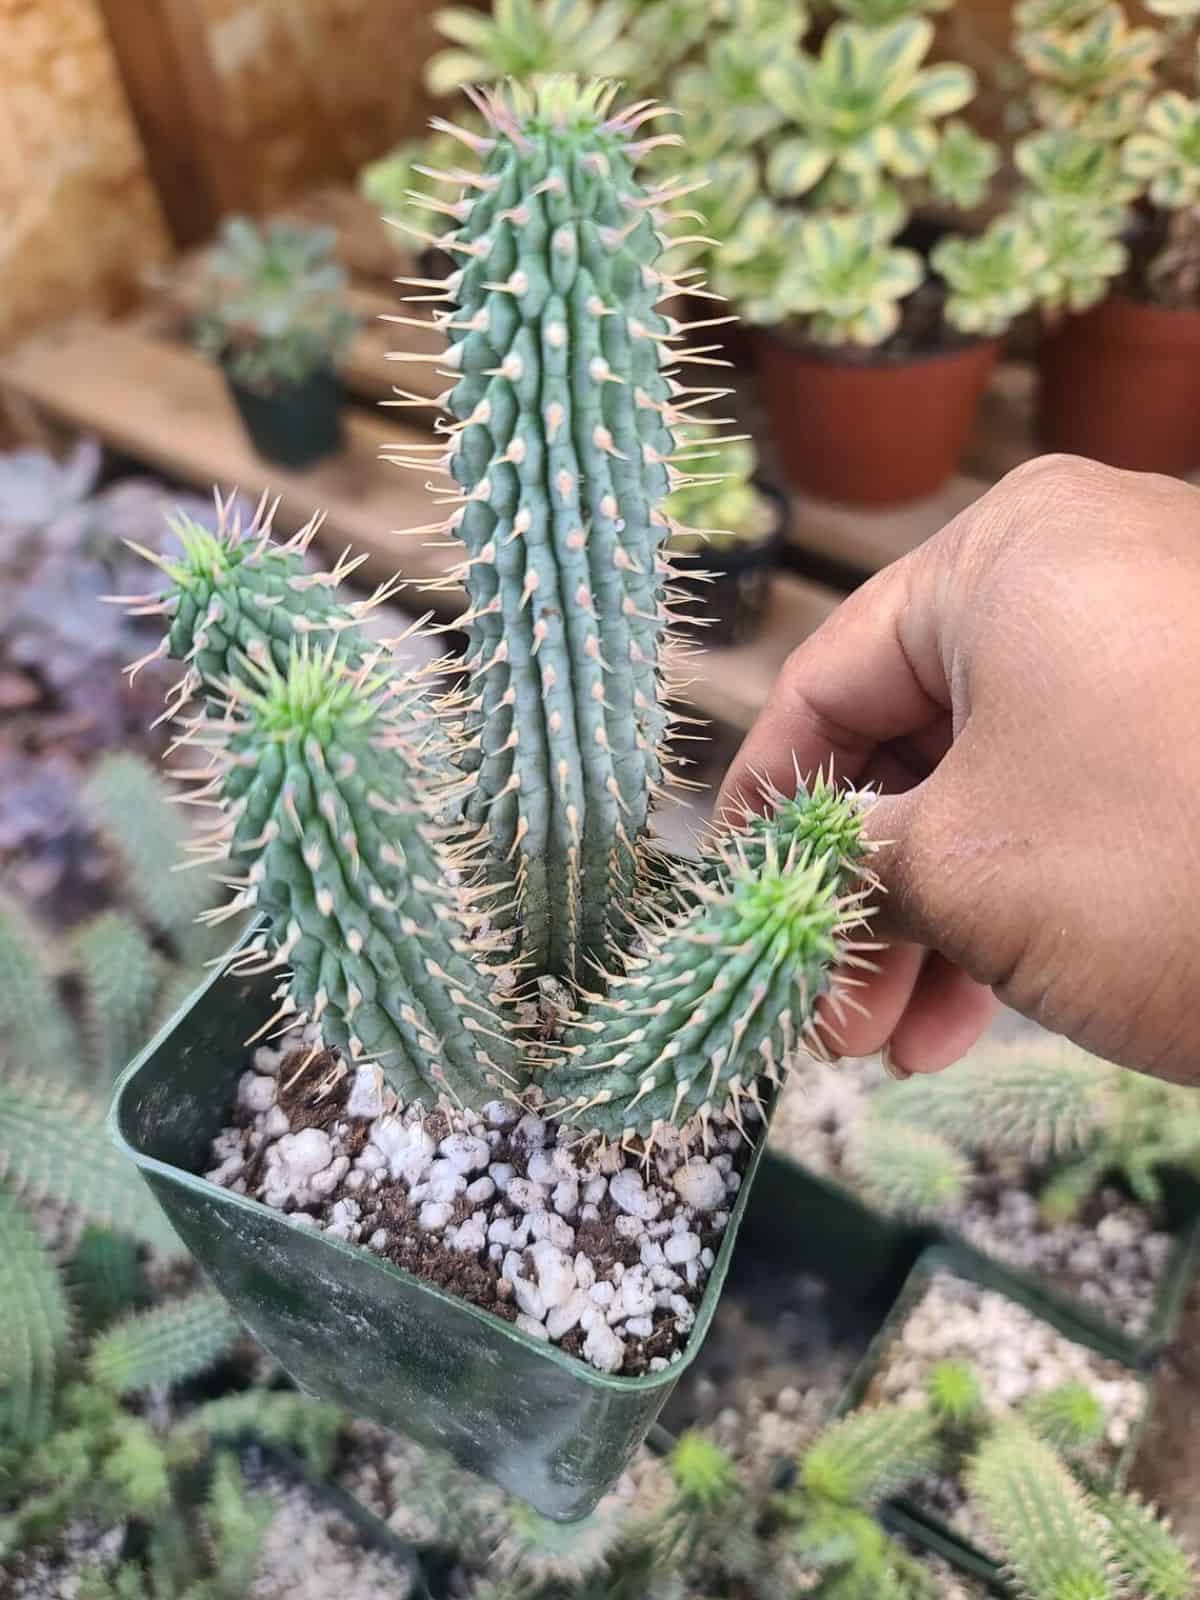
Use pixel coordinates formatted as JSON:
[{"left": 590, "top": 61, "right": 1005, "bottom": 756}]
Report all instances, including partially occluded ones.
[{"left": 210, "top": 1042, "right": 757, "bottom": 1378}]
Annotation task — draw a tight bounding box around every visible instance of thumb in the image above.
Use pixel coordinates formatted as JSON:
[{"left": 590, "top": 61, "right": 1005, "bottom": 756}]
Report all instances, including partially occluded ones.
[{"left": 859, "top": 774, "right": 999, "bottom": 967}]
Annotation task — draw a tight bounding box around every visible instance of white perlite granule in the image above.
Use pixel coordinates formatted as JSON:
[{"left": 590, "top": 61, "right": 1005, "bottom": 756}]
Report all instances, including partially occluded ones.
[{"left": 205, "top": 1040, "right": 758, "bottom": 1376}]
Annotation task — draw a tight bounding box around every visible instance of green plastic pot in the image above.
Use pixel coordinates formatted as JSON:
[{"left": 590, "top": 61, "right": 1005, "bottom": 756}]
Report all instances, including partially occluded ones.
[
  {"left": 836, "top": 1242, "right": 1154, "bottom": 1594},
  {"left": 109, "top": 932, "right": 773, "bottom": 1522},
  {"left": 751, "top": 1150, "right": 929, "bottom": 1311},
  {"left": 934, "top": 1170, "right": 1200, "bottom": 1372}
]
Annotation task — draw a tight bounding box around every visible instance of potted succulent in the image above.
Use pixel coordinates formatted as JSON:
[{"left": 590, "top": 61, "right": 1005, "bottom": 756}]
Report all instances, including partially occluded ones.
[
  {"left": 112, "top": 81, "right": 877, "bottom": 1521},
  {"left": 1017, "top": 0, "right": 1200, "bottom": 471},
  {"left": 662, "top": 438, "right": 787, "bottom": 647},
  {"left": 657, "top": 12, "right": 1032, "bottom": 506},
  {"left": 192, "top": 218, "right": 359, "bottom": 470}
]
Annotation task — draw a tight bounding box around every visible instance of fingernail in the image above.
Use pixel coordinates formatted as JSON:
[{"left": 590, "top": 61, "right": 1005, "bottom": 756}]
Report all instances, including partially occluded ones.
[{"left": 881, "top": 1043, "right": 911, "bottom": 1082}]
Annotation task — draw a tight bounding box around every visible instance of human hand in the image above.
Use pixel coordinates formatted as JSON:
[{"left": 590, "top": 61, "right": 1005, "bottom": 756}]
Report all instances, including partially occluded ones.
[{"left": 717, "top": 456, "right": 1200, "bottom": 1085}]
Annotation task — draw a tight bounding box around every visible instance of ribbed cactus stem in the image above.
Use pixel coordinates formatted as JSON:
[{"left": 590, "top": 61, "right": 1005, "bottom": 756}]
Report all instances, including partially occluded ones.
[
  {"left": 123, "top": 494, "right": 413, "bottom": 719},
  {"left": 542, "top": 831, "right": 871, "bottom": 1142},
  {"left": 968, "top": 1422, "right": 1117, "bottom": 1600},
  {"left": 201, "top": 645, "right": 518, "bottom": 1106},
  {"left": 801, "top": 1402, "right": 942, "bottom": 1509},
  {"left": 427, "top": 81, "right": 692, "bottom": 983}
]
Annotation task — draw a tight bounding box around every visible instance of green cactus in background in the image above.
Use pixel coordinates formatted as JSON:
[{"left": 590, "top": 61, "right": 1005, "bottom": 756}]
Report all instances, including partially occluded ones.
[
  {"left": 0, "top": 891, "right": 78, "bottom": 1072},
  {"left": 1020, "top": 1381, "right": 1108, "bottom": 1458},
  {"left": 88, "top": 1291, "right": 242, "bottom": 1397},
  {"left": 179, "top": 1389, "right": 344, "bottom": 1475},
  {"left": 73, "top": 914, "right": 164, "bottom": 1088},
  {"left": 139, "top": 80, "right": 875, "bottom": 1144},
  {"left": 923, "top": 1360, "right": 985, "bottom": 1428},
  {"left": 1095, "top": 1491, "right": 1197, "bottom": 1600},
  {"left": 849, "top": 1116, "right": 969, "bottom": 1219},
  {"left": 0, "top": 1072, "right": 182, "bottom": 1255},
  {"left": 0, "top": 1187, "right": 71, "bottom": 1445},
  {"left": 800, "top": 1403, "right": 942, "bottom": 1509},
  {"left": 967, "top": 1421, "right": 1117, "bottom": 1600}
]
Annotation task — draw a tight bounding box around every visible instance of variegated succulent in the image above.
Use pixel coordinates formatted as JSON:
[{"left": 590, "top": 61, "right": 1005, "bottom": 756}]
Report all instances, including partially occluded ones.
[
  {"left": 776, "top": 211, "right": 924, "bottom": 346},
  {"left": 762, "top": 19, "right": 975, "bottom": 202},
  {"left": 930, "top": 215, "right": 1045, "bottom": 336},
  {"left": 425, "top": 0, "right": 643, "bottom": 97},
  {"left": 832, "top": 0, "right": 950, "bottom": 22},
  {"left": 1015, "top": 127, "right": 1140, "bottom": 219},
  {"left": 928, "top": 120, "right": 1002, "bottom": 211},
  {"left": 1017, "top": 3, "right": 1161, "bottom": 137},
  {"left": 1024, "top": 196, "right": 1129, "bottom": 312},
  {"left": 1124, "top": 91, "right": 1200, "bottom": 208}
]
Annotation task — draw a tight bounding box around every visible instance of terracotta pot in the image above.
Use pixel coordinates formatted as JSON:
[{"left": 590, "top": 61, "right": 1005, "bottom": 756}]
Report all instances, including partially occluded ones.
[
  {"left": 752, "top": 331, "right": 1000, "bottom": 507},
  {"left": 1036, "top": 295, "right": 1200, "bottom": 475}
]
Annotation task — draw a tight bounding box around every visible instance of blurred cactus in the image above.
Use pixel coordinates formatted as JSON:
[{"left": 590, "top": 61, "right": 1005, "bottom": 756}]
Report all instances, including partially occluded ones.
[
  {"left": 800, "top": 1403, "right": 942, "bottom": 1509},
  {"left": 87, "top": 1292, "right": 242, "bottom": 1397},
  {"left": 849, "top": 1116, "right": 969, "bottom": 1219},
  {"left": 1095, "top": 1490, "right": 1197, "bottom": 1600},
  {"left": 1020, "top": 1381, "right": 1108, "bottom": 1458}
]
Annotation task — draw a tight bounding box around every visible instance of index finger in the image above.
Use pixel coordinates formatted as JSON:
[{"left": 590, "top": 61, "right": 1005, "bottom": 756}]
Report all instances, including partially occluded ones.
[{"left": 715, "top": 542, "right": 953, "bottom": 824}]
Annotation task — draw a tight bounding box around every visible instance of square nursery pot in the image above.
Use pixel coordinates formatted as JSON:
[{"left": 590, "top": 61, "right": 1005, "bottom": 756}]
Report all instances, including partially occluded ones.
[
  {"left": 935, "top": 1169, "right": 1200, "bottom": 1373},
  {"left": 109, "top": 931, "right": 774, "bottom": 1522},
  {"left": 223, "top": 364, "right": 345, "bottom": 469},
  {"left": 751, "top": 1149, "right": 931, "bottom": 1313},
  {"left": 835, "top": 1242, "right": 1155, "bottom": 1594}
]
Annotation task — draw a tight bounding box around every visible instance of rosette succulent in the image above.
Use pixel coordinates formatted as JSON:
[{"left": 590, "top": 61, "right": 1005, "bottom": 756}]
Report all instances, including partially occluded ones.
[
  {"left": 1123, "top": 91, "right": 1200, "bottom": 208},
  {"left": 192, "top": 219, "right": 359, "bottom": 395},
  {"left": 762, "top": 19, "right": 975, "bottom": 201},
  {"left": 779, "top": 211, "right": 924, "bottom": 345},
  {"left": 929, "top": 120, "right": 1002, "bottom": 210},
  {"left": 1025, "top": 196, "right": 1129, "bottom": 311},
  {"left": 1015, "top": 127, "right": 1140, "bottom": 218},
  {"left": 425, "top": 0, "right": 642, "bottom": 97},
  {"left": 1018, "top": 3, "right": 1161, "bottom": 136}
]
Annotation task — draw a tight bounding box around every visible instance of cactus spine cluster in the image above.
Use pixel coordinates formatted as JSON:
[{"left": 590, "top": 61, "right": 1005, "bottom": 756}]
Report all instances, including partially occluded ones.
[{"left": 131, "top": 79, "right": 873, "bottom": 1147}]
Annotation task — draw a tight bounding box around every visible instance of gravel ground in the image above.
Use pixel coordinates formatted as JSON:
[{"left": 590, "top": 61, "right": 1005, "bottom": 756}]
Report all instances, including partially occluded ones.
[
  {"left": 205, "top": 1036, "right": 757, "bottom": 1377},
  {"left": 863, "top": 1270, "right": 1146, "bottom": 1556}
]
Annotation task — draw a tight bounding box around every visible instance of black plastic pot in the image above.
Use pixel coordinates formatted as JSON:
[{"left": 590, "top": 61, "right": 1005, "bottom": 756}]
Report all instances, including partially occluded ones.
[
  {"left": 109, "top": 928, "right": 775, "bottom": 1523},
  {"left": 223, "top": 365, "right": 345, "bottom": 469},
  {"left": 836, "top": 1242, "right": 1154, "bottom": 1593},
  {"left": 669, "top": 480, "right": 788, "bottom": 649}
]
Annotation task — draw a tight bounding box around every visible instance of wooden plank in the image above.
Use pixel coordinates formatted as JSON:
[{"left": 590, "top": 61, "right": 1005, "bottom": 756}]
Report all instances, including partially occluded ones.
[
  {"left": 0, "top": 320, "right": 453, "bottom": 593},
  {"left": 95, "top": 0, "right": 252, "bottom": 247},
  {"left": 140, "top": 232, "right": 446, "bottom": 409},
  {"left": 0, "top": 317, "right": 840, "bottom": 731},
  {"left": 786, "top": 474, "right": 988, "bottom": 578}
]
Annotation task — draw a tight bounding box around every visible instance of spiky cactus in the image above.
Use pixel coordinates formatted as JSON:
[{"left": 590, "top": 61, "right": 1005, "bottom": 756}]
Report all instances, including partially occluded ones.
[
  {"left": 87, "top": 1291, "right": 242, "bottom": 1397},
  {"left": 800, "top": 1403, "right": 942, "bottom": 1510},
  {"left": 1095, "top": 1491, "right": 1196, "bottom": 1600},
  {"left": 967, "top": 1421, "right": 1117, "bottom": 1600},
  {"left": 134, "top": 79, "right": 874, "bottom": 1147}
]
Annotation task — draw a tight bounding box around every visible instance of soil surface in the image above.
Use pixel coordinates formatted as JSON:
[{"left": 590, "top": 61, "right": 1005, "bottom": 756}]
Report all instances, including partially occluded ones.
[{"left": 205, "top": 1037, "right": 755, "bottom": 1377}]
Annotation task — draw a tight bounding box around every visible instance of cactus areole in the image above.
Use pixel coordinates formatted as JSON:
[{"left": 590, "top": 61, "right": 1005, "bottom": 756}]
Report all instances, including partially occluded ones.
[{"left": 128, "top": 81, "right": 875, "bottom": 1278}]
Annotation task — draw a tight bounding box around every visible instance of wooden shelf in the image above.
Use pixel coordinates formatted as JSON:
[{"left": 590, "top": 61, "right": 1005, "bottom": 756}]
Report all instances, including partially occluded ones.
[{"left": 0, "top": 314, "right": 839, "bottom": 732}]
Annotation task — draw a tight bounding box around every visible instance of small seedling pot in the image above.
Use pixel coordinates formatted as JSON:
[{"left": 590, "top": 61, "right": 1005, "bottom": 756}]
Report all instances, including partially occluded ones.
[
  {"left": 752, "top": 330, "right": 999, "bottom": 508},
  {"left": 835, "top": 1242, "right": 1154, "bottom": 1594},
  {"left": 669, "top": 480, "right": 789, "bottom": 649},
  {"left": 1036, "top": 294, "right": 1200, "bottom": 474},
  {"left": 223, "top": 364, "right": 345, "bottom": 470},
  {"left": 109, "top": 931, "right": 773, "bottom": 1523}
]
